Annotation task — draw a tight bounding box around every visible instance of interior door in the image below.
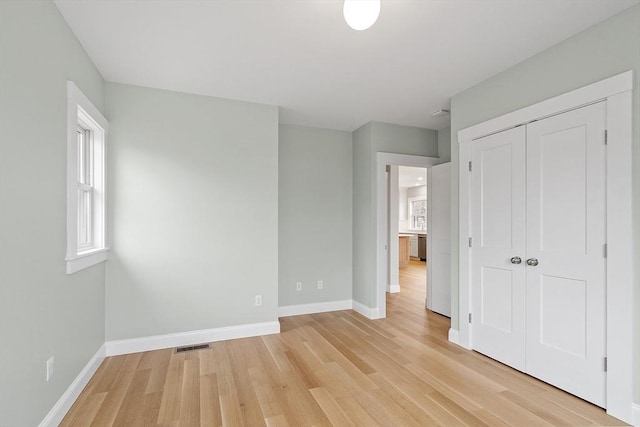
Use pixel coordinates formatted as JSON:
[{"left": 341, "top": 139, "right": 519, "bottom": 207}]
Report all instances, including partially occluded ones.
[
  {"left": 525, "top": 102, "right": 607, "bottom": 407},
  {"left": 426, "top": 162, "right": 451, "bottom": 316},
  {"left": 471, "top": 127, "right": 527, "bottom": 371}
]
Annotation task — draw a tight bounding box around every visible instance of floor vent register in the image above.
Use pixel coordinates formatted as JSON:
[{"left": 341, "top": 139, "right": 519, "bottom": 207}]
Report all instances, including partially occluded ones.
[{"left": 175, "top": 343, "right": 211, "bottom": 353}]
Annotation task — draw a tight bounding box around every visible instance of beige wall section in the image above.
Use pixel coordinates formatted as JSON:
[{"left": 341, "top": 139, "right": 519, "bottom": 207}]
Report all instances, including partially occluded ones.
[
  {"left": 352, "top": 122, "right": 438, "bottom": 308},
  {"left": 449, "top": 4, "right": 640, "bottom": 402},
  {"left": 104, "top": 83, "right": 279, "bottom": 340},
  {"left": 0, "top": 1, "right": 106, "bottom": 426},
  {"left": 278, "top": 125, "right": 353, "bottom": 307}
]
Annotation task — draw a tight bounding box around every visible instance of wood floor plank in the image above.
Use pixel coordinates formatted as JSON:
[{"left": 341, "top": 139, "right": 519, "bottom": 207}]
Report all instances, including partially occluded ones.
[
  {"left": 60, "top": 260, "right": 626, "bottom": 426},
  {"left": 65, "top": 392, "right": 106, "bottom": 427},
  {"left": 156, "top": 352, "right": 185, "bottom": 424},
  {"left": 309, "top": 387, "right": 355, "bottom": 427},
  {"left": 226, "top": 341, "right": 267, "bottom": 426},
  {"left": 87, "top": 353, "right": 142, "bottom": 426},
  {"left": 145, "top": 349, "right": 172, "bottom": 394},
  {"left": 178, "top": 357, "right": 200, "bottom": 426},
  {"left": 199, "top": 373, "right": 222, "bottom": 427},
  {"left": 111, "top": 367, "right": 151, "bottom": 426},
  {"left": 212, "top": 343, "right": 245, "bottom": 427},
  {"left": 367, "top": 373, "right": 440, "bottom": 426}
]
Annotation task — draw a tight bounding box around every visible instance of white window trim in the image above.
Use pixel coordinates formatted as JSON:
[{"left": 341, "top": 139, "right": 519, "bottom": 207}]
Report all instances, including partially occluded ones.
[{"left": 66, "top": 81, "right": 109, "bottom": 274}]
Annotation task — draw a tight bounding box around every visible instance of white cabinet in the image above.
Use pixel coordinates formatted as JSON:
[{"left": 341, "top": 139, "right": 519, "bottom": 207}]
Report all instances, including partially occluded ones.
[{"left": 409, "top": 235, "right": 418, "bottom": 258}]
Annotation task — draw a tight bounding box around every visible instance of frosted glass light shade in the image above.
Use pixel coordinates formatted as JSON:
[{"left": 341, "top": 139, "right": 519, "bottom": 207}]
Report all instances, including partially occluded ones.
[{"left": 343, "top": 0, "right": 380, "bottom": 31}]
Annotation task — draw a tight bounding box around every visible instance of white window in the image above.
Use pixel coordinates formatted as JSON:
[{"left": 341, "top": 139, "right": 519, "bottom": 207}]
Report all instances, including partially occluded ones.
[
  {"left": 66, "top": 82, "right": 108, "bottom": 274},
  {"left": 408, "top": 196, "right": 426, "bottom": 231}
]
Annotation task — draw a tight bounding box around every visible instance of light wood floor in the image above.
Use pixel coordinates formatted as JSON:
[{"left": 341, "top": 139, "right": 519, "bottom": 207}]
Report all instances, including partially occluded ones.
[{"left": 61, "top": 260, "right": 625, "bottom": 426}]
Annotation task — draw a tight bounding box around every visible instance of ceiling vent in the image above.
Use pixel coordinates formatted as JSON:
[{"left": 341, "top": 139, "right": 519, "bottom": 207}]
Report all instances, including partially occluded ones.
[{"left": 432, "top": 109, "right": 450, "bottom": 118}]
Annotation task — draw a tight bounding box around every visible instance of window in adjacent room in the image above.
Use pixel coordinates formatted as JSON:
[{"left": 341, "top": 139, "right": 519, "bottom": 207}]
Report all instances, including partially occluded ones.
[
  {"left": 408, "top": 196, "right": 426, "bottom": 231},
  {"left": 66, "top": 81, "right": 109, "bottom": 274}
]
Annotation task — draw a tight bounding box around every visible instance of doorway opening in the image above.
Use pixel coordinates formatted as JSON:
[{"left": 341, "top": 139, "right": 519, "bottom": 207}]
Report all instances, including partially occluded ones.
[
  {"left": 396, "top": 166, "right": 427, "bottom": 306},
  {"left": 374, "top": 152, "right": 449, "bottom": 321}
]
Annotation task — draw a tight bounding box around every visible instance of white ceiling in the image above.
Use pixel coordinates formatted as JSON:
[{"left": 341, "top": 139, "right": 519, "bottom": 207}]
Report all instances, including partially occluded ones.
[
  {"left": 54, "top": 0, "right": 638, "bottom": 131},
  {"left": 399, "top": 166, "right": 426, "bottom": 189}
]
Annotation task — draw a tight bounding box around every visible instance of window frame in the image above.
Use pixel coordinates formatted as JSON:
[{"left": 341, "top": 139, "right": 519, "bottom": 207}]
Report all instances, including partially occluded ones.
[
  {"left": 407, "top": 195, "right": 426, "bottom": 231},
  {"left": 66, "top": 81, "right": 109, "bottom": 274}
]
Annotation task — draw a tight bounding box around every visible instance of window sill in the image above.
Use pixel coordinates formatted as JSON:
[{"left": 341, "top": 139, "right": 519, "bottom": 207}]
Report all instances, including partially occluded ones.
[{"left": 66, "top": 248, "right": 109, "bottom": 274}]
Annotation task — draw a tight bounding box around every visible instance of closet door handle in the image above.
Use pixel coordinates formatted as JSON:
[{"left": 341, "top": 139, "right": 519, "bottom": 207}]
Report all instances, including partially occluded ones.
[
  {"left": 510, "top": 256, "right": 522, "bottom": 264},
  {"left": 526, "top": 258, "right": 539, "bottom": 266}
]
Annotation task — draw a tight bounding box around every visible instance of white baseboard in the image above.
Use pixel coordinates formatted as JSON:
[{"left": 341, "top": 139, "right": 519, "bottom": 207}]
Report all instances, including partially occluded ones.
[
  {"left": 39, "top": 344, "right": 106, "bottom": 427},
  {"left": 279, "top": 300, "right": 352, "bottom": 317},
  {"left": 631, "top": 403, "right": 640, "bottom": 426},
  {"left": 387, "top": 284, "right": 401, "bottom": 293},
  {"left": 352, "top": 300, "right": 380, "bottom": 319},
  {"left": 448, "top": 328, "right": 460, "bottom": 345},
  {"left": 105, "top": 321, "right": 281, "bottom": 356}
]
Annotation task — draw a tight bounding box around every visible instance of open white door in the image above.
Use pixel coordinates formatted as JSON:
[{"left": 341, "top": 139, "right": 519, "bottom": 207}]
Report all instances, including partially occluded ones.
[{"left": 427, "top": 162, "right": 451, "bottom": 316}]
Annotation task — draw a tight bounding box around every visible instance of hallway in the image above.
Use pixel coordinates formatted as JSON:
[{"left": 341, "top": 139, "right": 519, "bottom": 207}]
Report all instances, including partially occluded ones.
[{"left": 394, "top": 259, "right": 427, "bottom": 311}]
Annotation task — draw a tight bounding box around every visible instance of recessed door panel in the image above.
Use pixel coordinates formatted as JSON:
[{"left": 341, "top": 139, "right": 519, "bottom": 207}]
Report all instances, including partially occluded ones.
[
  {"left": 480, "top": 144, "right": 513, "bottom": 249},
  {"left": 539, "top": 275, "right": 586, "bottom": 357},
  {"left": 480, "top": 267, "right": 513, "bottom": 333},
  {"left": 471, "top": 126, "right": 526, "bottom": 371},
  {"left": 539, "top": 126, "right": 587, "bottom": 254}
]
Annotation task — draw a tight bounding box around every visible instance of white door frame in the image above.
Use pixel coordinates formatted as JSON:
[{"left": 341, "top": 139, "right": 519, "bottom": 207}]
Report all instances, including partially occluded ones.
[
  {"left": 375, "top": 153, "right": 440, "bottom": 319},
  {"left": 388, "top": 165, "right": 400, "bottom": 294},
  {"left": 456, "top": 71, "right": 634, "bottom": 423}
]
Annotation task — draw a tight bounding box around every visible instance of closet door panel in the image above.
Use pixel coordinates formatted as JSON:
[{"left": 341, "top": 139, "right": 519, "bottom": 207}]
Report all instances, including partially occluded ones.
[
  {"left": 525, "top": 101, "right": 607, "bottom": 407},
  {"left": 471, "top": 126, "right": 526, "bottom": 371}
]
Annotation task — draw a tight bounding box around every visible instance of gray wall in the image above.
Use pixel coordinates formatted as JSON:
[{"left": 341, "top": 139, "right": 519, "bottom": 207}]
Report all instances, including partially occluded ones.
[
  {"left": 279, "top": 125, "right": 352, "bottom": 307},
  {"left": 438, "top": 127, "right": 451, "bottom": 162},
  {"left": 352, "top": 123, "right": 375, "bottom": 305},
  {"left": 352, "top": 122, "right": 438, "bottom": 308},
  {"left": 104, "top": 83, "right": 279, "bottom": 340},
  {"left": 449, "top": 3, "right": 640, "bottom": 402},
  {"left": 0, "top": 1, "right": 106, "bottom": 426}
]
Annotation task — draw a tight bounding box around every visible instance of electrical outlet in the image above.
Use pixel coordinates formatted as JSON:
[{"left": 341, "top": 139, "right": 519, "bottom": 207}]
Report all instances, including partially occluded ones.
[
  {"left": 255, "top": 295, "right": 263, "bottom": 307},
  {"left": 317, "top": 280, "right": 323, "bottom": 290},
  {"left": 296, "top": 282, "right": 302, "bottom": 291},
  {"left": 46, "top": 357, "right": 54, "bottom": 382}
]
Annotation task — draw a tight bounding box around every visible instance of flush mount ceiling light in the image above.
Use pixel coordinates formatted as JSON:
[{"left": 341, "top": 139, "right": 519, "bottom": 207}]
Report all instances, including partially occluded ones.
[{"left": 343, "top": 0, "right": 381, "bottom": 31}]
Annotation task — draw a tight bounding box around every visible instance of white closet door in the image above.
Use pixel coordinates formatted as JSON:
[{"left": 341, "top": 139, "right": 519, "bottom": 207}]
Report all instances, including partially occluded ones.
[
  {"left": 525, "top": 102, "right": 607, "bottom": 407},
  {"left": 427, "top": 162, "right": 451, "bottom": 317},
  {"left": 471, "top": 127, "right": 527, "bottom": 371}
]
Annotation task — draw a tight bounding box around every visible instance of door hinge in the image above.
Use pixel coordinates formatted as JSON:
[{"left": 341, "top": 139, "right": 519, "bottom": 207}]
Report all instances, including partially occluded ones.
[
  {"left": 604, "top": 243, "right": 607, "bottom": 258},
  {"left": 468, "top": 161, "right": 472, "bottom": 172},
  {"left": 468, "top": 237, "right": 472, "bottom": 247},
  {"left": 604, "top": 357, "right": 607, "bottom": 372},
  {"left": 468, "top": 313, "right": 472, "bottom": 324},
  {"left": 604, "top": 130, "right": 608, "bottom": 145}
]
